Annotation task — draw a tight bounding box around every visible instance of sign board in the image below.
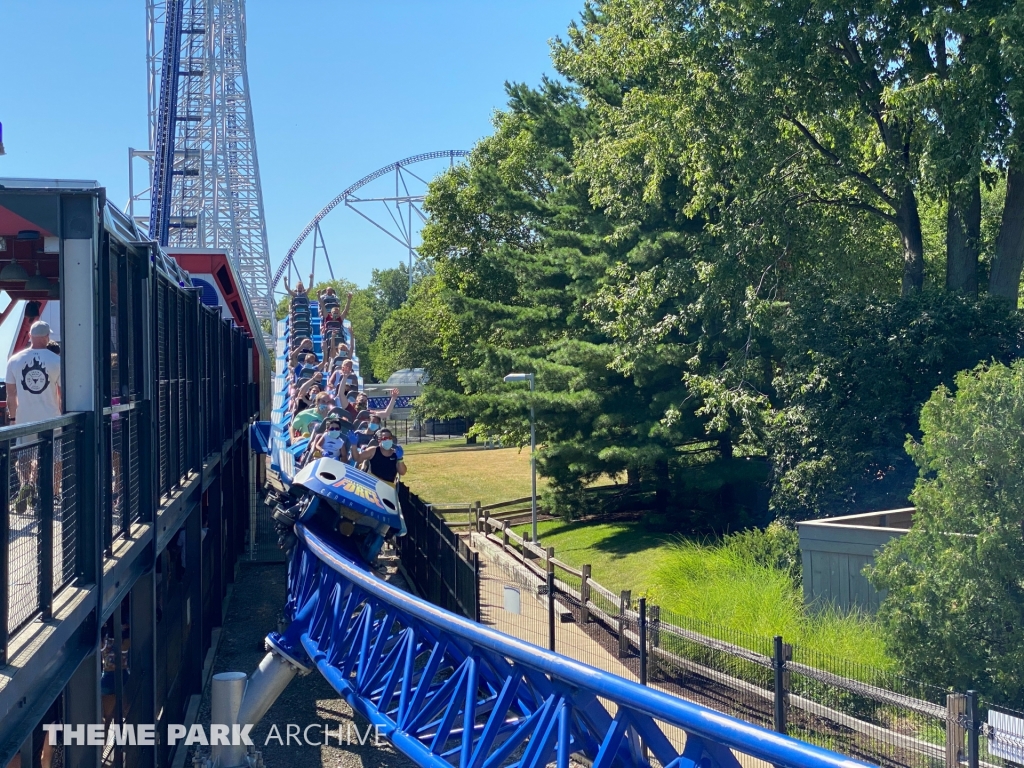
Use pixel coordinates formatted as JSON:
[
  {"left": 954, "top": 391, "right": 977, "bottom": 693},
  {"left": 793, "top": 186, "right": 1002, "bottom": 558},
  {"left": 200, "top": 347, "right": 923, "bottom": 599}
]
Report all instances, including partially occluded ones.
[
  {"left": 362, "top": 383, "right": 420, "bottom": 420},
  {"left": 988, "top": 709, "right": 1024, "bottom": 764}
]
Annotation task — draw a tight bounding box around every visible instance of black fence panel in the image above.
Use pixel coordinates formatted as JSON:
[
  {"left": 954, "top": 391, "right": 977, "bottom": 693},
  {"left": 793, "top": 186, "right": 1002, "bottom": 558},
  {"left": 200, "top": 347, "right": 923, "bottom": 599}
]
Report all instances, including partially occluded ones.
[
  {"left": 0, "top": 414, "right": 85, "bottom": 664},
  {"left": 53, "top": 428, "right": 78, "bottom": 593},
  {"left": 383, "top": 417, "right": 468, "bottom": 444},
  {"left": 395, "top": 485, "right": 479, "bottom": 622},
  {"left": 156, "top": 278, "right": 170, "bottom": 497}
]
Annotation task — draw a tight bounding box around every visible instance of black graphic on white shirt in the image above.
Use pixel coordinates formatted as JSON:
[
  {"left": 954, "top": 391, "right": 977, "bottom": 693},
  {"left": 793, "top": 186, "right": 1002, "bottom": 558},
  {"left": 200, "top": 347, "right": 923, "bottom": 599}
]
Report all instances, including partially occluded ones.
[{"left": 21, "top": 359, "right": 50, "bottom": 395}]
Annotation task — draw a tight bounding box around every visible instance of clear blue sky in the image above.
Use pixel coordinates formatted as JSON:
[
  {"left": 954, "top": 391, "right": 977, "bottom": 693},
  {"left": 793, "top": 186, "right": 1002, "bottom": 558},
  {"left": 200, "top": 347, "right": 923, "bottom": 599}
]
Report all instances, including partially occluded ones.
[{"left": 0, "top": 0, "right": 581, "bottom": 289}]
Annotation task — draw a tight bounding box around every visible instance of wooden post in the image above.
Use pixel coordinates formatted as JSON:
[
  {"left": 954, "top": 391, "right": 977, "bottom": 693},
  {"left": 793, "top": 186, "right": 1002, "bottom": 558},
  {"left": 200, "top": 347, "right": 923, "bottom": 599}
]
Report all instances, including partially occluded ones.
[
  {"left": 502, "top": 521, "right": 509, "bottom": 552},
  {"left": 649, "top": 604, "right": 660, "bottom": 647},
  {"left": 580, "top": 565, "right": 591, "bottom": 623},
  {"left": 618, "top": 590, "right": 631, "bottom": 657},
  {"left": 947, "top": 693, "right": 968, "bottom": 768},
  {"left": 482, "top": 509, "right": 490, "bottom": 535},
  {"left": 474, "top": 501, "right": 481, "bottom": 532}
]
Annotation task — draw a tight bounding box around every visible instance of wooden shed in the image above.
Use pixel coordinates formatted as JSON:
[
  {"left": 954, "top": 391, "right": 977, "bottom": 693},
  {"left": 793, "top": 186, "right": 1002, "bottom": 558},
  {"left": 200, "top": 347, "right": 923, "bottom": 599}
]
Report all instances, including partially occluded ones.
[{"left": 797, "top": 508, "right": 913, "bottom": 614}]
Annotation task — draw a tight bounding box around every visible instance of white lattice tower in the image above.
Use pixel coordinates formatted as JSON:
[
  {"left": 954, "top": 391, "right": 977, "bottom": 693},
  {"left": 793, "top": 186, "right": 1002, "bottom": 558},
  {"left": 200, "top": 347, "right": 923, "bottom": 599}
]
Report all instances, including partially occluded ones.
[{"left": 144, "top": 0, "right": 275, "bottom": 330}]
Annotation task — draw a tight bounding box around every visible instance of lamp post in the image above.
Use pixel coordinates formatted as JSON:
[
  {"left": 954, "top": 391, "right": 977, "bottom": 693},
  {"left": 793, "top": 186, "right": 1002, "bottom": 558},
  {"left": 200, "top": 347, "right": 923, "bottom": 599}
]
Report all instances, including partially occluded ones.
[{"left": 503, "top": 372, "right": 537, "bottom": 543}]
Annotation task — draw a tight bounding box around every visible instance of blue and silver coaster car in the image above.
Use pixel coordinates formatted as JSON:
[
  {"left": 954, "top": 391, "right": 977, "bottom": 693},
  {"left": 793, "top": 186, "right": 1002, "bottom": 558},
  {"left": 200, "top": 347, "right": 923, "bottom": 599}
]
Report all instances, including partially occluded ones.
[{"left": 291, "top": 458, "right": 406, "bottom": 562}]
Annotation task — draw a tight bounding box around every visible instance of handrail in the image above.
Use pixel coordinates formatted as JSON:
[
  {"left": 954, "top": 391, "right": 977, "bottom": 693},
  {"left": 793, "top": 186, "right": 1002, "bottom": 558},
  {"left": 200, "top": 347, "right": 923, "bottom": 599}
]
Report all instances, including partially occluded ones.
[
  {"left": 297, "top": 523, "right": 871, "bottom": 768},
  {"left": 481, "top": 495, "right": 533, "bottom": 511},
  {"left": 549, "top": 556, "right": 582, "bottom": 577},
  {"left": 0, "top": 412, "right": 86, "bottom": 441}
]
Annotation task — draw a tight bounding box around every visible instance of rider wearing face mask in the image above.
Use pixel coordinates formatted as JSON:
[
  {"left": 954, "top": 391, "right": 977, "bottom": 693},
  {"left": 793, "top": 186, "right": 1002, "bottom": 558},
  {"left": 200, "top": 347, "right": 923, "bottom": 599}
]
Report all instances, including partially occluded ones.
[
  {"left": 292, "top": 392, "right": 335, "bottom": 437},
  {"left": 351, "top": 428, "right": 406, "bottom": 485},
  {"left": 343, "top": 388, "right": 360, "bottom": 418},
  {"left": 309, "top": 418, "right": 348, "bottom": 461},
  {"left": 351, "top": 412, "right": 382, "bottom": 446}
]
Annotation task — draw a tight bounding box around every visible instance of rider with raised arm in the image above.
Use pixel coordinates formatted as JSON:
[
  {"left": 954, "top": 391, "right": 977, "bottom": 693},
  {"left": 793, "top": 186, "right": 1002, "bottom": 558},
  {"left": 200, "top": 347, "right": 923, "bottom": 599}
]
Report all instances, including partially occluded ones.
[
  {"left": 355, "top": 388, "right": 399, "bottom": 420},
  {"left": 283, "top": 273, "right": 314, "bottom": 298}
]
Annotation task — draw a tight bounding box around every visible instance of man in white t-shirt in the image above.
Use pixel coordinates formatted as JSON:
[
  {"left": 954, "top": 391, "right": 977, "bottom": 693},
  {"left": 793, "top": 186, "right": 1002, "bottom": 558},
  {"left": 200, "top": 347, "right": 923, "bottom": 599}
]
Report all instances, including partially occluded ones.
[
  {"left": 6, "top": 321, "right": 62, "bottom": 512},
  {"left": 6, "top": 321, "right": 62, "bottom": 426}
]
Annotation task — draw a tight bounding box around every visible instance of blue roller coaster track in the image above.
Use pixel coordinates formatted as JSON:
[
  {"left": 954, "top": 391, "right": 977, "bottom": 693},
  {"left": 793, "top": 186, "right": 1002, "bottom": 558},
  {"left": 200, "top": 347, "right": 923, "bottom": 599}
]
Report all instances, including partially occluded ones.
[
  {"left": 273, "top": 524, "right": 867, "bottom": 768},
  {"left": 269, "top": 304, "right": 873, "bottom": 768}
]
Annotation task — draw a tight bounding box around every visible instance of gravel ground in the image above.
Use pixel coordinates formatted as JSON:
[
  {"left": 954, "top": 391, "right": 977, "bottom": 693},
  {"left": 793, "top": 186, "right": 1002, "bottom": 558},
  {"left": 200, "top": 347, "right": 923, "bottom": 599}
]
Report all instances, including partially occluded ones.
[{"left": 187, "top": 556, "right": 416, "bottom": 768}]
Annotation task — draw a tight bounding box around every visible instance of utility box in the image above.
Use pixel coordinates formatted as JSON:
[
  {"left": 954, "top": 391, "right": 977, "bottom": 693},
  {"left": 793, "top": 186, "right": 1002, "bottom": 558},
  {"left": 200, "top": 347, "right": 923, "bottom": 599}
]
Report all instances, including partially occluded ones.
[
  {"left": 797, "top": 508, "right": 912, "bottom": 614},
  {"left": 503, "top": 586, "right": 521, "bottom": 614}
]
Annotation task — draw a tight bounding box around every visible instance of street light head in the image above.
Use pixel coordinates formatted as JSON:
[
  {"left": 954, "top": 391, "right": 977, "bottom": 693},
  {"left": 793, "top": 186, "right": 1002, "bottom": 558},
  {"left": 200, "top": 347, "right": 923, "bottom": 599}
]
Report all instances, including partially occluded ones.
[{"left": 503, "top": 372, "right": 532, "bottom": 383}]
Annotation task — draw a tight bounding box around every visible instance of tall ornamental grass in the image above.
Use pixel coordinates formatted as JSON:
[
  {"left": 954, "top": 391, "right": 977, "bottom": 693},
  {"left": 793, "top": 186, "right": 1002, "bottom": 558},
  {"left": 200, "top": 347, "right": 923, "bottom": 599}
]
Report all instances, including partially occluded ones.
[{"left": 652, "top": 537, "right": 892, "bottom": 672}]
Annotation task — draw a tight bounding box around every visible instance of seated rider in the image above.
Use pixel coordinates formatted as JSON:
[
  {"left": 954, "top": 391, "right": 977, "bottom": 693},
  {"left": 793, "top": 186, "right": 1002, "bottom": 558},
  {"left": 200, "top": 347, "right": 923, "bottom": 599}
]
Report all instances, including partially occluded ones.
[
  {"left": 327, "top": 292, "right": 352, "bottom": 323},
  {"left": 351, "top": 411, "right": 381, "bottom": 446},
  {"left": 292, "top": 392, "right": 335, "bottom": 437},
  {"left": 342, "top": 387, "right": 360, "bottom": 418},
  {"left": 351, "top": 428, "right": 406, "bottom": 486},
  {"left": 354, "top": 388, "right": 399, "bottom": 420},
  {"left": 292, "top": 374, "right": 323, "bottom": 414},
  {"left": 327, "top": 357, "right": 353, "bottom": 395},
  {"left": 284, "top": 273, "right": 313, "bottom": 298},
  {"left": 307, "top": 417, "right": 350, "bottom": 462},
  {"left": 299, "top": 352, "right": 319, "bottom": 378}
]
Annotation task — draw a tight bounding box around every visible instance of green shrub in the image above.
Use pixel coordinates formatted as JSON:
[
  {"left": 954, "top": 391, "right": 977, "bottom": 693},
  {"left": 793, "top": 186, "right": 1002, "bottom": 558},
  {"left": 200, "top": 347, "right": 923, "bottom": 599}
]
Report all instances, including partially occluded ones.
[
  {"left": 722, "top": 519, "right": 801, "bottom": 585},
  {"left": 871, "top": 361, "right": 1024, "bottom": 704}
]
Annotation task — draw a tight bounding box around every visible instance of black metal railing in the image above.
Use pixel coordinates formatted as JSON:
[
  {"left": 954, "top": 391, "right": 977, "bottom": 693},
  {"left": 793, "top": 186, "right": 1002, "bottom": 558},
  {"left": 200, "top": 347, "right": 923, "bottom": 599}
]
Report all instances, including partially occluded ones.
[
  {"left": 102, "top": 404, "right": 146, "bottom": 556},
  {"left": 395, "top": 485, "right": 479, "bottom": 621},
  {"left": 0, "top": 413, "right": 85, "bottom": 664}
]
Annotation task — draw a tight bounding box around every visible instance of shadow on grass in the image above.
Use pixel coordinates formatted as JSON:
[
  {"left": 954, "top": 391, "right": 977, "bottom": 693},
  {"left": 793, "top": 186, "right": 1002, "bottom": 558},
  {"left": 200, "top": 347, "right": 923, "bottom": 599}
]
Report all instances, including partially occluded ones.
[{"left": 531, "top": 519, "right": 673, "bottom": 558}]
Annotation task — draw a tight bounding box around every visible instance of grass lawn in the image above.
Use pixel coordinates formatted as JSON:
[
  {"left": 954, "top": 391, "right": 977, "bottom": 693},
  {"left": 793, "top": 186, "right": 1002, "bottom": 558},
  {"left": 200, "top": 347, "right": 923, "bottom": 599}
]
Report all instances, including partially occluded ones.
[
  {"left": 402, "top": 443, "right": 545, "bottom": 506},
  {"left": 515, "top": 518, "right": 892, "bottom": 672},
  {"left": 512, "top": 519, "right": 674, "bottom": 597},
  {"left": 400, "top": 441, "right": 891, "bottom": 672}
]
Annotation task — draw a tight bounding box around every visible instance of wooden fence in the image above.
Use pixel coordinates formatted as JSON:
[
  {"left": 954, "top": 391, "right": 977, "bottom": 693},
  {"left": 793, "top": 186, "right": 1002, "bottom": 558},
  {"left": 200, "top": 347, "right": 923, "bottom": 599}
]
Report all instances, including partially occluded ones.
[
  {"left": 427, "top": 496, "right": 542, "bottom": 528},
  {"left": 472, "top": 511, "right": 986, "bottom": 768}
]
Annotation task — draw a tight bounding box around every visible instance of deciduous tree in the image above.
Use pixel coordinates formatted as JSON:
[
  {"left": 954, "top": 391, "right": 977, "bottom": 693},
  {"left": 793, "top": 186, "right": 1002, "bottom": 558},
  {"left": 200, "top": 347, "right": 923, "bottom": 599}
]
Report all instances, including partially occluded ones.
[{"left": 871, "top": 362, "right": 1024, "bottom": 702}]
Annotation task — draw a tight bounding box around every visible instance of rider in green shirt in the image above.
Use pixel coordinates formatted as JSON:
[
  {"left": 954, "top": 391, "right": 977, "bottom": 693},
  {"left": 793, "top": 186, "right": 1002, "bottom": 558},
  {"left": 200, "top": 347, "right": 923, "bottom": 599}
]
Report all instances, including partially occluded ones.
[{"left": 292, "top": 392, "right": 335, "bottom": 437}]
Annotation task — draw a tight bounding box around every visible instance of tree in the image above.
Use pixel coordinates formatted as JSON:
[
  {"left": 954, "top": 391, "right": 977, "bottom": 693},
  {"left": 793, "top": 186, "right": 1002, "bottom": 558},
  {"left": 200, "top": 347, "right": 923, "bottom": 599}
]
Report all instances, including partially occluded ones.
[
  {"left": 367, "top": 264, "right": 411, "bottom": 314},
  {"left": 369, "top": 275, "right": 462, "bottom": 390},
  {"left": 556, "top": 0, "right": 1024, "bottom": 301},
  {"left": 539, "top": 0, "right": 1024, "bottom": 515},
  {"left": 416, "top": 78, "right": 771, "bottom": 528},
  {"left": 871, "top": 362, "right": 1024, "bottom": 703},
  {"left": 764, "top": 293, "right": 1024, "bottom": 514}
]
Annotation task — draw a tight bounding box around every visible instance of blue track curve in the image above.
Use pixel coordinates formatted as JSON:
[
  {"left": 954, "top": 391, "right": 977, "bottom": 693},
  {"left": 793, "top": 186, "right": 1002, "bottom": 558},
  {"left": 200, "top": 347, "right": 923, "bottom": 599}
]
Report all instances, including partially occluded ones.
[
  {"left": 270, "top": 307, "right": 875, "bottom": 768},
  {"left": 266, "top": 525, "right": 870, "bottom": 768}
]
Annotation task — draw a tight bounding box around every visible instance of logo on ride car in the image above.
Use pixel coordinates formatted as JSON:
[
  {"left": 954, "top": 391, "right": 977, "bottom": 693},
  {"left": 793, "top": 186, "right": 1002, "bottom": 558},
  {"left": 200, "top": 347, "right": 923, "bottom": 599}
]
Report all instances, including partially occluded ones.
[{"left": 332, "top": 477, "right": 383, "bottom": 508}]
